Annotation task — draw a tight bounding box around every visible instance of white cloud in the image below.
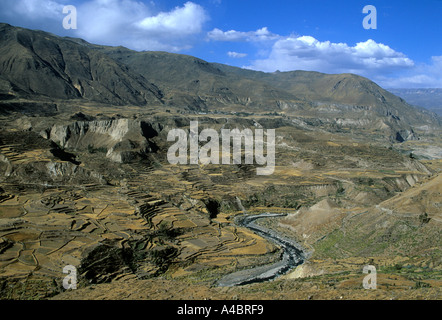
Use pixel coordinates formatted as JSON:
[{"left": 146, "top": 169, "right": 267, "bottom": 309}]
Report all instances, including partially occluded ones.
[
  {"left": 0, "top": 0, "right": 208, "bottom": 52},
  {"left": 246, "top": 36, "right": 414, "bottom": 75},
  {"left": 208, "top": 28, "right": 427, "bottom": 87},
  {"left": 227, "top": 51, "right": 247, "bottom": 58},
  {"left": 0, "top": 0, "right": 66, "bottom": 21},
  {"left": 379, "top": 56, "right": 442, "bottom": 88},
  {"left": 76, "top": 0, "right": 208, "bottom": 51},
  {"left": 207, "top": 27, "right": 280, "bottom": 42},
  {"left": 137, "top": 1, "right": 208, "bottom": 37},
  {"left": 77, "top": 0, "right": 148, "bottom": 41}
]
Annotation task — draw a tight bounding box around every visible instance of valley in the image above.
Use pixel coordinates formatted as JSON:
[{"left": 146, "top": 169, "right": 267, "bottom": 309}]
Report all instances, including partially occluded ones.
[
  {"left": 0, "top": 23, "right": 441, "bottom": 300},
  {"left": 1, "top": 106, "right": 440, "bottom": 300}
]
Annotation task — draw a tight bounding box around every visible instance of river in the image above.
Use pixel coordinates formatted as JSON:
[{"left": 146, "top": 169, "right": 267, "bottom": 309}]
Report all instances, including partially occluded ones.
[{"left": 217, "top": 212, "right": 306, "bottom": 287}]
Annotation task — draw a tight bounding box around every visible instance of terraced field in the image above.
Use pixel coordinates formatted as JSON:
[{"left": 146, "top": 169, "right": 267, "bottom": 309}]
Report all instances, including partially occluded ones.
[
  {"left": 0, "top": 110, "right": 440, "bottom": 300},
  {"left": 0, "top": 154, "right": 281, "bottom": 298}
]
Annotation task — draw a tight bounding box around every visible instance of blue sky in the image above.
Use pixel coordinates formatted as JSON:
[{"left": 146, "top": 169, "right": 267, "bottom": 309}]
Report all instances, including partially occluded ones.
[{"left": 0, "top": 0, "right": 441, "bottom": 88}]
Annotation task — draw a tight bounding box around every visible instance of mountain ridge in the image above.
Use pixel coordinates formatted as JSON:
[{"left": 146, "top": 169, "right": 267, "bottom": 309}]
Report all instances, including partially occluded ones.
[
  {"left": 389, "top": 88, "right": 442, "bottom": 116},
  {"left": 0, "top": 23, "right": 440, "bottom": 138},
  {"left": 0, "top": 23, "right": 164, "bottom": 106}
]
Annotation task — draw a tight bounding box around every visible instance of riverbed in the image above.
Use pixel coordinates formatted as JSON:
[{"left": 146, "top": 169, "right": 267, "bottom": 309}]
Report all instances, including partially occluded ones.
[{"left": 217, "top": 212, "right": 306, "bottom": 287}]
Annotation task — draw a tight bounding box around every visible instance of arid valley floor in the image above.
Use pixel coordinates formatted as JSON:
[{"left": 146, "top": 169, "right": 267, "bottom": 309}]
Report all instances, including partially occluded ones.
[{"left": 1, "top": 103, "right": 441, "bottom": 300}]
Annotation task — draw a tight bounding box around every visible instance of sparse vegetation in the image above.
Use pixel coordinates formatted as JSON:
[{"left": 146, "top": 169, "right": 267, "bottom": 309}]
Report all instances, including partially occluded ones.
[
  {"left": 87, "top": 145, "right": 108, "bottom": 154},
  {"left": 148, "top": 246, "right": 179, "bottom": 274}
]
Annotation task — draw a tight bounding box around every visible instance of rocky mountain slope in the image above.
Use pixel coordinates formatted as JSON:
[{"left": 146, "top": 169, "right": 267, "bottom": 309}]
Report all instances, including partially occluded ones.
[
  {"left": 0, "top": 23, "right": 440, "bottom": 142},
  {"left": 0, "top": 23, "right": 164, "bottom": 106},
  {"left": 100, "top": 46, "right": 440, "bottom": 129}
]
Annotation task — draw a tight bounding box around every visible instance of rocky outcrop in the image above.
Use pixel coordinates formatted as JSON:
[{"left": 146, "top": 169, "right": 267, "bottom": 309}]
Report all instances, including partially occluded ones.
[
  {"left": 394, "top": 129, "right": 418, "bottom": 143},
  {"left": 42, "top": 119, "right": 159, "bottom": 163},
  {"left": 0, "top": 23, "right": 164, "bottom": 106},
  {"left": 5, "top": 160, "right": 106, "bottom": 186}
]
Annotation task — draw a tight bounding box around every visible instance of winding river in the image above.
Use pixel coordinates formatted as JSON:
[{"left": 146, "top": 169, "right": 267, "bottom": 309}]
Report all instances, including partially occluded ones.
[{"left": 217, "top": 212, "right": 306, "bottom": 287}]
